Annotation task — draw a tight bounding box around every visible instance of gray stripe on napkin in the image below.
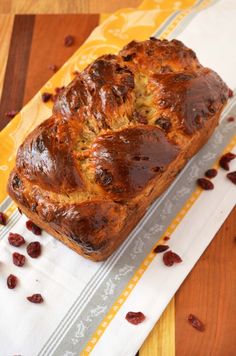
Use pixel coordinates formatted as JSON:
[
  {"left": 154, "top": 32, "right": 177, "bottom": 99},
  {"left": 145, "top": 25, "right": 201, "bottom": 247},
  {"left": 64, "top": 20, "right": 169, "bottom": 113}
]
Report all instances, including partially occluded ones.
[
  {"left": 0, "top": 196, "right": 12, "bottom": 211},
  {"left": 167, "top": 0, "right": 220, "bottom": 39},
  {"left": 153, "top": 0, "right": 204, "bottom": 39}
]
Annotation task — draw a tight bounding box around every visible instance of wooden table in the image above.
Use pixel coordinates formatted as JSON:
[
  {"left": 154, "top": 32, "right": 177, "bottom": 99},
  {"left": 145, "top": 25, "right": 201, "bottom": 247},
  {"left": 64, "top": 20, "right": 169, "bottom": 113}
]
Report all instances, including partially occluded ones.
[{"left": 0, "top": 3, "right": 235, "bottom": 355}]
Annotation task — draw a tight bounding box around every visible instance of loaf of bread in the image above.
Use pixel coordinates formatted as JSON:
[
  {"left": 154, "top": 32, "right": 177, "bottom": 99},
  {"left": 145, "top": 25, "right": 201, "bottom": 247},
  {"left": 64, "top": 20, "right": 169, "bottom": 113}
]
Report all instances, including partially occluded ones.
[{"left": 8, "top": 38, "right": 229, "bottom": 261}]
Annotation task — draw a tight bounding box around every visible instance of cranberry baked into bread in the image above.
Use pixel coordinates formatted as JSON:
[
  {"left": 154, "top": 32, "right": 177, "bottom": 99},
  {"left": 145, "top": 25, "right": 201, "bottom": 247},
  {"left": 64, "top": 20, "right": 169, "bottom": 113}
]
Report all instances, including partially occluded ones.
[{"left": 8, "top": 39, "right": 229, "bottom": 261}]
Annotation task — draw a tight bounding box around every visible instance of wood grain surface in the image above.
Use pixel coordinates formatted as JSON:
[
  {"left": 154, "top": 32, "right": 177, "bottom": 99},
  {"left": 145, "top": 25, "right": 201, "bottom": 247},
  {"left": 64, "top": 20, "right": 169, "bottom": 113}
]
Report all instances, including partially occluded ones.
[
  {"left": 0, "top": 15, "right": 34, "bottom": 130},
  {"left": 0, "top": 15, "right": 14, "bottom": 100},
  {"left": 0, "top": 0, "right": 140, "bottom": 14},
  {"left": 0, "top": 11, "right": 235, "bottom": 356},
  {"left": 24, "top": 14, "right": 99, "bottom": 103}
]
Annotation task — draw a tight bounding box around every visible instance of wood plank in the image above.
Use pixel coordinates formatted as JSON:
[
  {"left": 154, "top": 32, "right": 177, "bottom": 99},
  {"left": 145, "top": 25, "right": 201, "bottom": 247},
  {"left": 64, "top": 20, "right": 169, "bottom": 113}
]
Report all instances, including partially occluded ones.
[
  {"left": 0, "top": 15, "right": 35, "bottom": 130},
  {"left": 140, "top": 298, "right": 175, "bottom": 356},
  {"left": 0, "top": 0, "right": 140, "bottom": 14},
  {"left": 175, "top": 207, "right": 236, "bottom": 356},
  {"left": 23, "top": 14, "right": 99, "bottom": 103},
  {"left": 0, "top": 15, "right": 14, "bottom": 102}
]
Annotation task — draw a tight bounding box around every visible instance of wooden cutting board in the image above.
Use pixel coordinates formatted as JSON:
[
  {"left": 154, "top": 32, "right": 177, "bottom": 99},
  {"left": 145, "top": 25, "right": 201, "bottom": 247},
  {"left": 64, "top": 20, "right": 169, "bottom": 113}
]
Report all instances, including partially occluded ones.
[{"left": 0, "top": 14, "right": 235, "bottom": 356}]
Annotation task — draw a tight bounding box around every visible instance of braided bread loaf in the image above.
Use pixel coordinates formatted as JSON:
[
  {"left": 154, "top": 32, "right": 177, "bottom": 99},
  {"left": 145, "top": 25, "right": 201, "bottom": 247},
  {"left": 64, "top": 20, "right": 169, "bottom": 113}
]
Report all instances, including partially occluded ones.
[{"left": 8, "top": 39, "right": 229, "bottom": 261}]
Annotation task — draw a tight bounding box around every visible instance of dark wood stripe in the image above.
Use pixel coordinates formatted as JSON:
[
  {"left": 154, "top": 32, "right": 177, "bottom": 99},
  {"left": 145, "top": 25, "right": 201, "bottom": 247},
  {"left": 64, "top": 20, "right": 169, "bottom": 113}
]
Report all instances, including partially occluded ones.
[
  {"left": 23, "top": 14, "right": 99, "bottom": 103},
  {"left": 0, "top": 15, "right": 35, "bottom": 130}
]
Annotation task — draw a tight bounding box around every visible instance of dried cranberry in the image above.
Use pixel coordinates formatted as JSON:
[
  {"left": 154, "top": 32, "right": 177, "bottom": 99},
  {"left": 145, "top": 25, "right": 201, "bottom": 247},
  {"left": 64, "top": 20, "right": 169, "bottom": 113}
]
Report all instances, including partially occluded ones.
[
  {"left": 227, "top": 171, "right": 236, "bottom": 184},
  {"left": 0, "top": 212, "right": 7, "bottom": 225},
  {"left": 64, "top": 35, "right": 75, "bottom": 47},
  {"left": 13, "top": 252, "right": 26, "bottom": 267},
  {"left": 163, "top": 250, "right": 182, "bottom": 266},
  {"left": 155, "top": 116, "right": 171, "bottom": 131},
  {"left": 27, "top": 241, "right": 41, "bottom": 258},
  {"left": 125, "top": 311, "right": 145, "bottom": 325},
  {"left": 27, "top": 294, "right": 44, "bottom": 304},
  {"left": 188, "top": 314, "right": 205, "bottom": 332},
  {"left": 42, "top": 92, "right": 52, "bottom": 103},
  {"left": 12, "top": 175, "right": 21, "bottom": 189},
  {"left": 163, "top": 236, "right": 170, "bottom": 241},
  {"left": 197, "top": 178, "right": 214, "bottom": 190},
  {"left": 228, "top": 88, "right": 233, "bottom": 98},
  {"left": 95, "top": 168, "right": 113, "bottom": 186},
  {"left": 122, "top": 54, "right": 135, "bottom": 62},
  {"left": 5, "top": 110, "right": 18, "bottom": 119},
  {"left": 205, "top": 168, "right": 217, "bottom": 178},
  {"left": 55, "top": 86, "right": 65, "bottom": 94},
  {"left": 219, "top": 152, "right": 236, "bottom": 171},
  {"left": 153, "top": 245, "right": 169, "bottom": 253},
  {"left": 48, "top": 64, "right": 58, "bottom": 72},
  {"left": 26, "top": 220, "right": 42, "bottom": 235},
  {"left": 52, "top": 86, "right": 65, "bottom": 102},
  {"left": 8, "top": 233, "right": 25, "bottom": 247},
  {"left": 227, "top": 116, "right": 235, "bottom": 122},
  {"left": 7, "top": 274, "right": 18, "bottom": 289}
]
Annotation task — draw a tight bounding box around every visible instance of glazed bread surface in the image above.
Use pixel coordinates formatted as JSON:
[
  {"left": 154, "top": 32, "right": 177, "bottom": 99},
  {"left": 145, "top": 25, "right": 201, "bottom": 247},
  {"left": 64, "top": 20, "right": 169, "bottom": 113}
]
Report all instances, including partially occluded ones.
[{"left": 8, "top": 38, "right": 229, "bottom": 261}]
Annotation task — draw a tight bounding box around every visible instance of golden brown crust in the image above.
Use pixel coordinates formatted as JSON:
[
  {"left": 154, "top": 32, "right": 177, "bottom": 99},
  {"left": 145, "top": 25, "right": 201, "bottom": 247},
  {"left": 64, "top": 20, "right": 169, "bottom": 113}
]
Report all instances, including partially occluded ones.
[
  {"left": 92, "top": 125, "right": 179, "bottom": 199},
  {"left": 8, "top": 39, "right": 230, "bottom": 261}
]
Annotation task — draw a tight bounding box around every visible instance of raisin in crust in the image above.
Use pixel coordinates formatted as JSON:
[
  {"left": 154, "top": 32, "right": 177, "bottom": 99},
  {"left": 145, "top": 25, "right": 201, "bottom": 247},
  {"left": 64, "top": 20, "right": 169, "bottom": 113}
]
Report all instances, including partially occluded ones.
[{"left": 8, "top": 39, "right": 229, "bottom": 261}]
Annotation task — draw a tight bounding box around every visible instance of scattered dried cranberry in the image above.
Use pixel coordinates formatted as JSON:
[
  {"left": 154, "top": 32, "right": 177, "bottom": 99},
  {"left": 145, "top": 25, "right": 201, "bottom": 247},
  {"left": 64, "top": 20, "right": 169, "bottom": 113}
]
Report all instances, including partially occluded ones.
[
  {"left": 13, "top": 252, "right": 26, "bottom": 267},
  {"left": 48, "top": 64, "right": 58, "bottom": 72},
  {"left": 52, "top": 86, "right": 65, "bottom": 102},
  {"left": 26, "top": 220, "right": 42, "bottom": 235},
  {"left": 27, "top": 241, "right": 41, "bottom": 258},
  {"left": 8, "top": 232, "right": 25, "bottom": 247},
  {"left": 5, "top": 110, "right": 18, "bottom": 119},
  {"left": 153, "top": 245, "right": 169, "bottom": 253},
  {"left": 64, "top": 35, "right": 75, "bottom": 47},
  {"left": 197, "top": 178, "right": 214, "bottom": 190},
  {"left": 219, "top": 152, "right": 236, "bottom": 171},
  {"left": 0, "top": 212, "right": 7, "bottom": 225},
  {"left": 55, "top": 86, "right": 65, "bottom": 94},
  {"left": 163, "top": 250, "right": 182, "bottom": 266},
  {"left": 228, "top": 88, "right": 233, "bottom": 98},
  {"left": 205, "top": 168, "right": 218, "bottom": 178},
  {"left": 188, "top": 314, "right": 205, "bottom": 332},
  {"left": 27, "top": 294, "right": 44, "bottom": 304},
  {"left": 163, "top": 236, "right": 170, "bottom": 241},
  {"left": 41, "top": 92, "right": 52, "bottom": 103},
  {"left": 7, "top": 274, "right": 18, "bottom": 289},
  {"left": 227, "top": 116, "right": 235, "bottom": 122},
  {"left": 125, "top": 311, "right": 145, "bottom": 325},
  {"left": 227, "top": 171, "right": 236, "bottom": 184}
]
